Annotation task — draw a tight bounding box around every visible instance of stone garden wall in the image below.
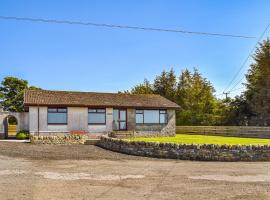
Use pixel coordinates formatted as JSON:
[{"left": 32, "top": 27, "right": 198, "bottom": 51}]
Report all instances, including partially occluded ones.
[
  {"left": 98, "top": 136, "right": 270, "bottom": 161},
  {"left": 30, "top": 135, "right": 89, "bottom": 144}
]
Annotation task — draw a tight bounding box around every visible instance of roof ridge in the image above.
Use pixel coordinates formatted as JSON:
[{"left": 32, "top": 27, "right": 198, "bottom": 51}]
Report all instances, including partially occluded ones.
[{"left": 25, "top": 89, "right": 160, "bottom": 96}]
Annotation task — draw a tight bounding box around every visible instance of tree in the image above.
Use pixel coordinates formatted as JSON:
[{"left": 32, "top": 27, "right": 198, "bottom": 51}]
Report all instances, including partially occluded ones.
[
  {"left": 222, "top": 95, "right": 250, "bottom": 125},
  {"left": 153, "top": 68, "right": 177, "bottom": 101},
  {"left": 130, "top": 79, "right": 154, "bottom": 94},
  {"left": 126, "top": 68, "right": 225, "bottom": 125},
  {"left": 0, "top": 76, "right": 41, "bottom": 112},
  {"left": 176, "top": 69, "right": 220, "bottom": 125},
  {"left": 244, "top": 38, "right": 270, "bottom": 125}
]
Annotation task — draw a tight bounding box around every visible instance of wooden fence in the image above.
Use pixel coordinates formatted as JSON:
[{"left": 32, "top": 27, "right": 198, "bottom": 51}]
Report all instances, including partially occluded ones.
[{"left": 176, "top": 126, "right": 270, "bottom": 138}]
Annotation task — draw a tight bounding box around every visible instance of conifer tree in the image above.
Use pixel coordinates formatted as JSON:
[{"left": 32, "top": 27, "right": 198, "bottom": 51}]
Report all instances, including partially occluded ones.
[{"left": 245, "top": 38, "right": 270, "bottom": 125}]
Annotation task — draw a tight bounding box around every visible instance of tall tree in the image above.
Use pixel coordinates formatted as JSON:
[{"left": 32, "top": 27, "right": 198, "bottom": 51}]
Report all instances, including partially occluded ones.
[
  {"left": 176, "top": 69, "right": 219, "bottom": 125},
  {"left": 153, "top": 68, "right": 177, "bottom": 101},
  {"left": 0, "top": 76, "right": 41, "bottom": 112},
  {"left": 130, "top": 79, "right": 154, "bottom": 94},
  {"left": 245, "top": 38, "right": 270, "bottom": 125},
  {"left": 127, "top": 68, "right": 224, "bottom": 125},
  {"left": 222, "top": 95, "right": 250, "bottom": 125}
]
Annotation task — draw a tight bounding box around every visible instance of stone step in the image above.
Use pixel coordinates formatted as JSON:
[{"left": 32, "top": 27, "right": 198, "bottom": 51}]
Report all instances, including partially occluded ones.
[
  {"left": 84, "top": 139, "right": 100, "bottom": 145},
  {"left": 110, "top": 131, "right": 134, "bottom": 138}
]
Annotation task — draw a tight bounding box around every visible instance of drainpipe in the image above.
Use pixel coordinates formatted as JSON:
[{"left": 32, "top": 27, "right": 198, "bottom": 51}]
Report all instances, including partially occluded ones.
[{"left": 37, "top": 106, "right": 40, "bottom": 136}]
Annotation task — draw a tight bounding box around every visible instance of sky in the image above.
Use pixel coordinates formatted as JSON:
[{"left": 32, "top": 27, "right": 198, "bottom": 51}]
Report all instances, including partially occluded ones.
[{"left": 1, "top": 0, "right": 270, "bottom": 98}]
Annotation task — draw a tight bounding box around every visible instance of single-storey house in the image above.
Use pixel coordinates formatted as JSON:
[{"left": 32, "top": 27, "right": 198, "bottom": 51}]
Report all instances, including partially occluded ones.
[{"left": 11, "top": 89, "right": 179, "bottom": 137}]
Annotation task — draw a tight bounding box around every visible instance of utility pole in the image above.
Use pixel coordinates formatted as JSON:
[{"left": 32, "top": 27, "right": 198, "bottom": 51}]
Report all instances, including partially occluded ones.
[{"left": 223, "top": 92, "right": 230, "bottom": 99}]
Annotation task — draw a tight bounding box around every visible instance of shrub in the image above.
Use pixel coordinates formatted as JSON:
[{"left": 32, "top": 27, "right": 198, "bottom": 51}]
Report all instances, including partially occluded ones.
[{"left": 16, "top": 130, "right": 30, "bottom": 140}]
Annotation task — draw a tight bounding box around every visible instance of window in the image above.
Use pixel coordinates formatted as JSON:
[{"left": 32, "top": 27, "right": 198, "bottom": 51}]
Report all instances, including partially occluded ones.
[
  {"left": 88, "top": 108, "right": 106, "bottom": 124},
  {"left": 144, "top": 110, "right": 160, "bottom": 123},
  {"left": 136, "top": 110, "right": 167, "bottom": 124},
  {"left": 136, "top": 110, "right": 144, "bottom": 124},
  {"left": 48, "top": 107, "right": 67, "bottom": 124},
  {"left": 159, "top": 110, "right": 167, "bottom": 124}
]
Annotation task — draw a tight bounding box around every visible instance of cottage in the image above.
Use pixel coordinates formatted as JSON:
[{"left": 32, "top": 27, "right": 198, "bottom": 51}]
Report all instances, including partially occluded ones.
[{"left": 1, "top": 89, "right": 180, "bottom": 139}]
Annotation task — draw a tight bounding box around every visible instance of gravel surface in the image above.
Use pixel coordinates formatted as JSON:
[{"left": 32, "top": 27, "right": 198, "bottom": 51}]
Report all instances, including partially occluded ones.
[
  {"left": 0, "top": 142, "right": 151, "bottom": 160},
  {"left": 1, "top": 142, "right": 270, "bottom": 200}
]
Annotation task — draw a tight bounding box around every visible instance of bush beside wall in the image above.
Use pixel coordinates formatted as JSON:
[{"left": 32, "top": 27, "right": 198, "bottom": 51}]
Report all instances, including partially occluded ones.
[
  {"left": 16, "top": 130, "right": 30, "bottom": 140},
  {"left": 98, "top": 136, "right": 270, "bottom": 161}
]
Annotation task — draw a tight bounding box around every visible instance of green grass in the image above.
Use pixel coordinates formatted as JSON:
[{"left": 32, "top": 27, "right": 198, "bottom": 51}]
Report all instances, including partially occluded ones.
[{"left": 127, "top": 134, "right": 270, "bottom": 145}]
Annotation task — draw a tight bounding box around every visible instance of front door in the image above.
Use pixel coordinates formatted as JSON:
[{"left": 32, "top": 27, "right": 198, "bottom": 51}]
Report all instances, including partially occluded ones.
[{"left": 113, "top": 109, "right": 127, "bottom": 130}]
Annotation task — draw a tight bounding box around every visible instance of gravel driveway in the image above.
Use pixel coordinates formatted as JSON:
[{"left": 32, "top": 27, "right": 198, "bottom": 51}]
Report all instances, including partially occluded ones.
[
  {"left": 0, "top": 142, "right": 151, "bottom": 160},
  {"left": 1, "top": 142, "right": 270, "bottom": 200}
]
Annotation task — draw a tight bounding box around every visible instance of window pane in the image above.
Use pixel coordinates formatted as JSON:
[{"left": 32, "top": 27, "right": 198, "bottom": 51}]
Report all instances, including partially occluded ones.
[
  {"left": 97, "top": 109, "right": 105, "bottom": 113},
  {"left": 88, "top": 109, "right": 97, "bottom": 113},
  {"left": 113, "top": 109, "right": 119, "bottom": 121},
  {"left": 144, "top": 110, "right": 159, "bottom": 123},
  {"left": 136, "top": 114, "right": 143, "bottom": 124},
  {"left": 159, "top": 110, "right": 166, "bottom": 114},
  {"left": 160, "top": 114, "right": 167, "bottom": 123},
  {"left": 48, "top": 113, "right": 67, "bottom": 124},
  {"left": 57, "top": 108, "right": 67, "bottom": 113},
  {"left": 120, "top": 122, "right": 126, "bottom": 130},
  {"left": 88, "top": 113, "right": 105, "bottom": 124},
  {"left": 120, "top": 110, "right": 126, "bottom": 120},
  {"left": 113, "top": 120, "right": 119, "bottom": 130},
  {"left": 48, "top": 108, "right": 57, "bottom": 112}
]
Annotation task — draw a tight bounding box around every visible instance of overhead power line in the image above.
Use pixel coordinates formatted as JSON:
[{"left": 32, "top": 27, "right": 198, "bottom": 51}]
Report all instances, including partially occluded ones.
[
  {"left": 0, "top": 15, "right": 256, "bottom": 39},
  {"left": 229, "top": 87, "right": 245, "bottom": 93},
  {"left": 227, "top": 76, "right": 246, "bottom": 93},
  {"left": 223, "top": 23, "right": 270, "bottom": 93},
  {"left": 216, "top": 87, "right": 245, "bottom": 97}
]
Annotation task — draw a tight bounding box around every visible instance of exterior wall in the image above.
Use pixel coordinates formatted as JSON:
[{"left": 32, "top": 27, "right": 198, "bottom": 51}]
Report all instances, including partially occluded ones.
[
  {"left": 88, "top": 108, "right": 113, "bottom": 133},
  {"left": 29, "top": 106, "right": 68, "bottom": 134},
  {"left": 28, "top": 106, "right": 176, "bottom": 137},
  {"left": 20, "top": 112, "right": 29, "bottom": 131},
  {"left": 39, "top": 107, "right": 48, "bottom": 131},
  {"left": 29, "top": 106, "right": 51, "bottom": 134},
  {"left": 47, "top": 125, "right": 68, "bottom": 132},
  {"left": 106, "top": 108, "right": 113, "bottom": 132},
  {"left": 123, "top": 108, "right": 176, "bottom": 137},
  {"left": 29, "top": 107, "right": 38, "bottom": 133},
  {"left": 127, "top": 108, "right": 136, "bottom": 131},
  {"left": 88, "top": 125, "right": 106, "bottom": 133},
  {"left": 0, "top": 111, "right": 29, "bottom": 139},
  {"left": 134, "top": 109, "right": 176, "bottom": 137},
  {"left": 29, "top": 106, "right": 114, "bottom": 135},
  {"left": 68, "top": 107, "right": 88, "bottom": 131}
]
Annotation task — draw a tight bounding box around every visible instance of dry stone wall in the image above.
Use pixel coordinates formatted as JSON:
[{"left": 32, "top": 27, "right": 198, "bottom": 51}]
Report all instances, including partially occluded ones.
[
  {"left": 98, "top": 136, "right": 270, "bottom": 161},
  {"left": 30, "top": 135, "right": 88, "bottom": 144}
]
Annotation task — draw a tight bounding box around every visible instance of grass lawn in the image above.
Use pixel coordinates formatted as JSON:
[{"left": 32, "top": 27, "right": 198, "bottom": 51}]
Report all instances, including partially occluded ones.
[{"left": 128, "top": 134, "right": 270, "bottom": 145}]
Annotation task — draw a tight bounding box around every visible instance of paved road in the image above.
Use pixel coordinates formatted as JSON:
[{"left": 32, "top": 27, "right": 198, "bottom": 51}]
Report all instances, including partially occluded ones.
[{"left": 1, "top": 142, "right": 270, "bottom": 200}]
